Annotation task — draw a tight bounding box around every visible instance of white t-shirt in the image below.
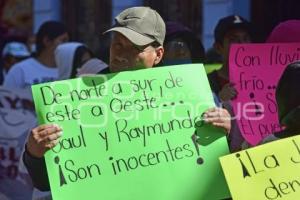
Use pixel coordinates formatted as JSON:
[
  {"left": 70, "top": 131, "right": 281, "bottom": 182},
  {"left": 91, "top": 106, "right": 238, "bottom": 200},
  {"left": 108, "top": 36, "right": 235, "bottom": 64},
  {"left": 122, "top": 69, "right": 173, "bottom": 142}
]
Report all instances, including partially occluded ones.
[
  {"left": 3, "top": 58, "right": 58, "bottom": 89},
  {"left": 0, "top": 87, "right": 36, "bottom": 200}
]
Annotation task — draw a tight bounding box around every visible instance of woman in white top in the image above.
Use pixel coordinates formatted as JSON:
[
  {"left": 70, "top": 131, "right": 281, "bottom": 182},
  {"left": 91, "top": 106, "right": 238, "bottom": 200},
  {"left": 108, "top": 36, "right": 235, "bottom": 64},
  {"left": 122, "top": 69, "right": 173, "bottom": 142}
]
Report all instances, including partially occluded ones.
[{"left": 3, "top": 21, "right": 69, "bottom": 89}]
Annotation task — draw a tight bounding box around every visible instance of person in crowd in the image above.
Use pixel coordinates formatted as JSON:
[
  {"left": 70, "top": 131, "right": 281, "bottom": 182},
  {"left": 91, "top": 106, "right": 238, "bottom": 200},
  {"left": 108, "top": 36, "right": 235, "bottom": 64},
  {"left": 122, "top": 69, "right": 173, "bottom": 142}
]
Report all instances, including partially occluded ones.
[
  {"left": 3, "top": 21, "right": 69, "bottom": 89},
  {"left": 1, "top": 42, "right": 30, "bottom": 83},
  {"left": 162, "top": 21, "right": 234, "bottom": 149},
  {"left": 242, "top": 19, "right": 300, "bottom": 149},
  {"left": 22, "top": 7, "right": 232, "bottom": 192},
  {"left": 261, "top": 61, "right": 300, "bottom": 143},
  {"left": 55, "top": 42, "right": 93, "bottom": 80},
  {"left": 161, "top": 22, "right": 224, "bottom": 106},
  {"left": 205, "top": 15, "right": 254, "bottom": 153},
  {"left": 55, "top": 42, "right": 108, "bottom": 80},
  {"left": 266, "top": 19, "right": 300, "bottom": 43},
  {"left": 208, "top": 15, "right": 252, "bottom": 102},
  {"left": 252, "top": 20, "right": 300, "bottom": 144},
  {"left": 163, "top": 21, "right": 205, "bottom": 65}
]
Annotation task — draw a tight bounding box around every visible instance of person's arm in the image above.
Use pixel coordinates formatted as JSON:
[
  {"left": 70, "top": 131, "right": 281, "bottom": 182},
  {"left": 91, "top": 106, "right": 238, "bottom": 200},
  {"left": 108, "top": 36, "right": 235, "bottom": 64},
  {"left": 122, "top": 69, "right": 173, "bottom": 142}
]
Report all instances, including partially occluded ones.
[
  {"left": 222, "top": 102, "right": 245, "bottom": 152},
  {"left": 23, "top": 145, "right": 50, "bottom": 191},
  {"left": 3, "top": 65, "right": 25, "bottom": 88},
  {"left": 23, "top": 124, "right": 62, "bottom": 191}
]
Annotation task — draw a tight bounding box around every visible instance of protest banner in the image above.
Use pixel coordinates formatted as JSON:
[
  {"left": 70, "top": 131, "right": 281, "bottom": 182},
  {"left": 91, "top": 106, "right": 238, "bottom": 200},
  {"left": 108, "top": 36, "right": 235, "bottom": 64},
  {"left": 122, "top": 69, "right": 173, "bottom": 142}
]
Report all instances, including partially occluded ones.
[
  {"left": 229, "top": 43, "right": 300, "bottom": 145},
  {"left": 32, "top": 64, "right": 230, "bottom": 200},
  {"left": 220, "top": 135, "right": 300, "bottom": 200},
  {"left": 0, "top": 87, "right": 35, "bottom": 199}
]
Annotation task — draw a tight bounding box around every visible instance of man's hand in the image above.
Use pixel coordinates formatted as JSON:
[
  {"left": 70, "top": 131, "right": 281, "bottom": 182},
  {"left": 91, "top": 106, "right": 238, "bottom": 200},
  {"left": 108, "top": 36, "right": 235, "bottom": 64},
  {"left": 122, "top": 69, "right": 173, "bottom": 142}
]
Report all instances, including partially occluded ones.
[
  {"left": 26, "top": 124, "right": 62, "bottom": 158},
  {"left": 203, "top": 107, "right": 231, "bottom": 134}
]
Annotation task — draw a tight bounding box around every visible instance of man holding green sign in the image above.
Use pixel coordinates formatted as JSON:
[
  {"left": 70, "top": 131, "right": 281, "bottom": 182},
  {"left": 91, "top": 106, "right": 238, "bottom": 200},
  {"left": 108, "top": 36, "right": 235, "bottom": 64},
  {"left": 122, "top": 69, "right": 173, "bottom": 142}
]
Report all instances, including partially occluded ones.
[{"left": 23, "top": 6, "right": 231, "bottom": 199}]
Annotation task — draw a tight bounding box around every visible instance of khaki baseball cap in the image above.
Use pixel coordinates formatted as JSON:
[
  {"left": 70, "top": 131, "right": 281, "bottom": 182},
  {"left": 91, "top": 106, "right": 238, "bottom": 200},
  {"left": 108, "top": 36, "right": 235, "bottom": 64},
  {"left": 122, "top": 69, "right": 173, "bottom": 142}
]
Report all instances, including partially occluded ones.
[{"left": 104, "top": 7, "right": 166, "bottom": 46}]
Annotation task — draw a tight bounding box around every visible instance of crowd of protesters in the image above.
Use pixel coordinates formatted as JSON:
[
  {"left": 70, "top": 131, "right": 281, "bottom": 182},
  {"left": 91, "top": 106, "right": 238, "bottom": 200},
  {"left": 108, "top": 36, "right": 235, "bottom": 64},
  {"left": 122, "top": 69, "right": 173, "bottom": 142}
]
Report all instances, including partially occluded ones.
[{"left": 0, "top": 6, "right": 299, "bottom": 200}]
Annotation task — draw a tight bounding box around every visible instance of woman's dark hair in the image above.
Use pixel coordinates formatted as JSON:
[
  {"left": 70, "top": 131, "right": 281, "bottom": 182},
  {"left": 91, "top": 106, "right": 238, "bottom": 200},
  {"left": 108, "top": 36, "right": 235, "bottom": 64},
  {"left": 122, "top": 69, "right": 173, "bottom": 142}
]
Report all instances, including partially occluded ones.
[
  {"left": 276, "top": 61, "right": 300, "bottom": 123},
  {"left": 36, "top": 21, "right": 67, "bottom": 55},
  {"left": 70, "top": 46, "right": 94, "bottom": 78},
  {"left": 274, "top": 61, "right": 300, "bottom": 138}
]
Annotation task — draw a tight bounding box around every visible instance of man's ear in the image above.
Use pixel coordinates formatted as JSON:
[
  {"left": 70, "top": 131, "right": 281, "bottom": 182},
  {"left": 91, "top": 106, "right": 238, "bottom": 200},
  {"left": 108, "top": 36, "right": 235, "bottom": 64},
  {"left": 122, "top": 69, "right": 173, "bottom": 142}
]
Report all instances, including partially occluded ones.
[
  {"left": 213, "top": 41, "right": 223, "bottom": 55},
  {"left": 154, "top": 46, "right": 164, "bottom": 65}
]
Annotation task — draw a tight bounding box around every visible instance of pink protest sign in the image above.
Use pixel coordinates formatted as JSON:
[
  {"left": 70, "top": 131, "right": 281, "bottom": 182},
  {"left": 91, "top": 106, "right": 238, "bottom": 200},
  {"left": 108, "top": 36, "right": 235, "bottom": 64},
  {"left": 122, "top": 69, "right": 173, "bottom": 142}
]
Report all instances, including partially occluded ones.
[{"left": 229, "top": 43, "right": 300, "bottom": 145}]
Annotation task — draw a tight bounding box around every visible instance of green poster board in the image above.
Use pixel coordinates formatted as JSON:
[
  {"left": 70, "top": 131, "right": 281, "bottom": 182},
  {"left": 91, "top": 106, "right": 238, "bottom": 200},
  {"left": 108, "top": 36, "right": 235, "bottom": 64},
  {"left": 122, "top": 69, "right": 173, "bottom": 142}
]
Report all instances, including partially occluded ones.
[{"left": 32, "top": 64, "right": 230, "bottom": 200}]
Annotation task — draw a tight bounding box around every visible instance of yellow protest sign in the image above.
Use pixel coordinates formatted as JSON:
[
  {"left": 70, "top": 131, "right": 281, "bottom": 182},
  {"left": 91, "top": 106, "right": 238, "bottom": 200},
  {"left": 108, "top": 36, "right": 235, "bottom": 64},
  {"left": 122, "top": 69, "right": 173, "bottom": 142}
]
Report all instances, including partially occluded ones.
[{"left": 220, "top": 135, "right": 300, "bottom": 200}]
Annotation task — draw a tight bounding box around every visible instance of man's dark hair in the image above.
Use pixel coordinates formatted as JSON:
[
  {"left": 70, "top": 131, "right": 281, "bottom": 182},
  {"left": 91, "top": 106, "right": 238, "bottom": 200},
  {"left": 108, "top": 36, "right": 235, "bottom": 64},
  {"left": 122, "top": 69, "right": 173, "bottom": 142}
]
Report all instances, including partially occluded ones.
[{"left": 214, "top": 15, "right": 252, "bottom": 44}]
